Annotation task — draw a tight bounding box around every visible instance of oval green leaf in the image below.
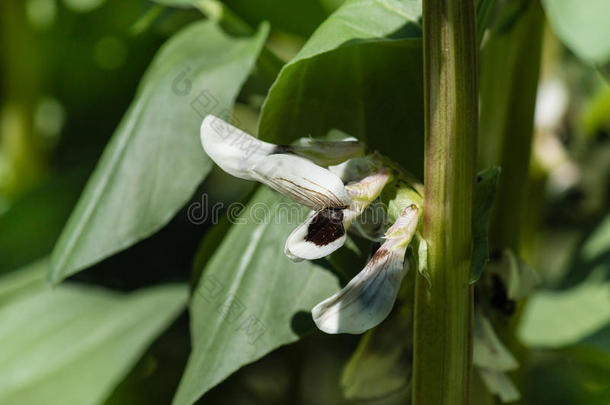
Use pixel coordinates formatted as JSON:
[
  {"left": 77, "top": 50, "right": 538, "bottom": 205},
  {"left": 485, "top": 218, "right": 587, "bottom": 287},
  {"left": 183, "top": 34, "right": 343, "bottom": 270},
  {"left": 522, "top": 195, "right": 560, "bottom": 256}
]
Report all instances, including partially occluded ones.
[
  {"left": 258, "top": 0, "right": 425, "bottom": 177},
  {"left": 49, "top": 21, "right": 269, "bottom": 283},
  {"left": 172, "top": 187, "right": 340, "bottom": 405},
  {"left": 0, "top": 266, "right": 188, "bottom": 405},
  {"left": 542, "top": 0, "right": 610, "bottom": 67}
]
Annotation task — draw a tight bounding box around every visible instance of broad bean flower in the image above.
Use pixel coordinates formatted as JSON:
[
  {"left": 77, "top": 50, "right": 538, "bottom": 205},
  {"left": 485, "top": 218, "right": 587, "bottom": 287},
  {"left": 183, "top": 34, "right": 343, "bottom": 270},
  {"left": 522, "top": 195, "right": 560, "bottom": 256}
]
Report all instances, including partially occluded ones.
[
  {"left": 200, "top": 115, "right": 421, "bottom": 334},
  {"left": 313, "top": 204, "right": 419, "bottom": 334}
]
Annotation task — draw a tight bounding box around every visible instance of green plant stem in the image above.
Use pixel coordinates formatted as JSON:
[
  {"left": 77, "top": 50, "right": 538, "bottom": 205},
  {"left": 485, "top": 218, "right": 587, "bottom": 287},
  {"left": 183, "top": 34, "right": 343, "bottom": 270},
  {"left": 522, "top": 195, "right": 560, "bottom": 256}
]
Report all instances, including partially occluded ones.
[
  {"left": 412, "top": 0, "right": 478, "bottom": 404},
  {"left": 479, "top": 1, "right": 544, "bottom": 253},
  {"left": 477, "top": 2, "right": 545, "bottom": 403}
]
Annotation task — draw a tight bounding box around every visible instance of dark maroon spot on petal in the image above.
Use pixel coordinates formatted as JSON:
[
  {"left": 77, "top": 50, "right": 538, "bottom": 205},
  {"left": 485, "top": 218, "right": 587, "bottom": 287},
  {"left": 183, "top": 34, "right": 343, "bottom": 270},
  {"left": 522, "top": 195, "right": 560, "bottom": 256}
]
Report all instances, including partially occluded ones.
[
  {"left": 305, "top": 208, "right": 345, "bottom": 246},
  {"left": 369, "top": 248, "right": 389, "bottom": 265}
]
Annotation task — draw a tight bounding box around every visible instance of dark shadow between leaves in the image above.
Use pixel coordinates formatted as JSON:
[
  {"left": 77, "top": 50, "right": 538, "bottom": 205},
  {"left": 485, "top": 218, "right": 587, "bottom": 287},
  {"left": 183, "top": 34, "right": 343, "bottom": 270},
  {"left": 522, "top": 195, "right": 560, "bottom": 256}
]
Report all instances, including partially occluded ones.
[{"left": 290, "top": 310, "right": 316, "bottom": 337}]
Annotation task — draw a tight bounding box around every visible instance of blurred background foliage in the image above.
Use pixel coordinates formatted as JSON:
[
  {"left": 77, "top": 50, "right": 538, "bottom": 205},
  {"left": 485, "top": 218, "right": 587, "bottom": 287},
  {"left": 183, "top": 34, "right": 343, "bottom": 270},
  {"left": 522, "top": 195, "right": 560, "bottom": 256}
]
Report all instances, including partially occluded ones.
[{"left": 0, "top": 0, "right": 609, "bottom": 404}]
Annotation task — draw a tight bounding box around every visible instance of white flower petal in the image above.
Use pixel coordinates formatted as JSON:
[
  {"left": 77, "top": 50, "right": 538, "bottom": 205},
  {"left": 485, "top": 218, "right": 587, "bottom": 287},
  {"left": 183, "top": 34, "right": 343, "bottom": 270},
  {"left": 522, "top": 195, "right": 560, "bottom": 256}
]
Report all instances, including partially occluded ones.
[
  {"left": 283, "top": 138, "right": 365, "bottom": 167},
  {"left": 284, "top": 247, "right": 304, "bottom": 262},
  {"left": 415, "top": 234, "right": 430, "bottom": 284},
  {"left": 251, "top": 154, "right": 351, "bottom": 209},
  {"left": 477, "top": 368, "right": 521, "bottom": 403},
  {"left": 312, "top": 245, "right": 408, "bottom": 334},
  {"left": 284, "top": 208, "right": 347, "bottom": 261},
  {"left": 384, "top": 205, "right": 420, "bottom": 246},
  {"left": 200, "top": 115, "right": 275, "bottom": 180},
  {"left": 343, "top": 169, "right": 392, "bottom": 227},
  {"left": 284, "top": 170, "right": 391, "bottom": 261},
  {"left": 202, "top": 115, "right": 353, "bottom": 210},
  {"left": 473, "top": 313, "right": 518, "bottom": 371},
  {"left": 535, "top": 79, "right": 568, "bottom": 131},
  {"left": 328, "top": 157, "right": 376, "bottom": 183},
  {"left": 312, "top": 205, "right": 419, "bottom": 334}
]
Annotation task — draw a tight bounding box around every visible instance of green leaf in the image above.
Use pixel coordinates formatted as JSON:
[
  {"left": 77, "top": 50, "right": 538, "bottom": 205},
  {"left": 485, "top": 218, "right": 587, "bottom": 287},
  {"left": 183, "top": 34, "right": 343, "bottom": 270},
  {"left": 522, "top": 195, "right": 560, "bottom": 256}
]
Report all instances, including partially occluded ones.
[
  {"left": 0, "top": 174, "right": 82, "bottom": 273},
  {"left": 522, "top": 334, "right": 610, "bottom": 405},
  {"left": 341, "top": 303, "right": 412, "bottom": 400},
  {"left": 476, "top": 0, "right": 498, "bottom": 44},
  {"left": 542, "top": 0, "right": 610, "bottom": 67},
  {"left": 172, "top": 187, "right": 340, "bottom": 405},
  {"left": 149, "top": 0, "right": 198, "bottom": 7},
  {"left": 0, "top": 275, "right": 188, "bottom": 405},
  {"left": 470, "top": 167, "right": 501, "bottom": 283},
  {"left": 575, "top": 324, "right": 610, "bottom": 360},
  {"left": 258, "top": 0, "right": 425, "bottom": 177},
  {"left": 0, "top": 260, "right": 48, "bottom": 305},
  {"left": 326, "top": 235, "right": 367, "bottom": 284},
  {"left": 189, "top": 185, "right": 256, "bottom": 287},
  {"left": 580, "top": 214, "right": 610, "bottom": 266},
  {"left": 223, "top": 0, "right": 332, "bottom": 37},
  {"left": 518, "top": 279, "right": 610, "bottom": 348},
  {"left": 152, "top": 0, "right": 341, "bottom": 36},
  {"left": 487, "top": 0, "right": 528, "bottom": 35},
  {"left": 319, "top": 0, "right": 346, "bottom": 13},
  {"left": 341, "top": 265, "right": 415, "bottom": 401},
  {"left": 49, "top": 21, "right": 268, "bottom": 283},
  {"left": 560, "top": 213, "right": 610, "bottom": 288}
]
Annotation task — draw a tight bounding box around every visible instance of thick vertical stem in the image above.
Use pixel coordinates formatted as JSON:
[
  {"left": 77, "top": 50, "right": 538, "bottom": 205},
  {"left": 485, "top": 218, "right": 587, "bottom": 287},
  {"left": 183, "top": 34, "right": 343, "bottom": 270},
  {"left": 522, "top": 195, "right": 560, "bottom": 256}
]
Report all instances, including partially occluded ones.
[
  {"left": 412, "top": 0, "right": 478, "bottom": 404},
  {"left": 480, "top": 1, "right": 544, "bottom": 253},
  {"left": 478, "top": 3, "right": 545, "bottom": 401}
]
